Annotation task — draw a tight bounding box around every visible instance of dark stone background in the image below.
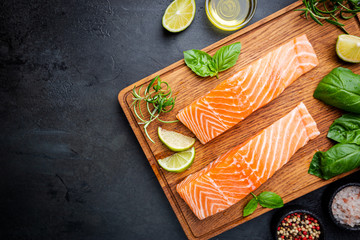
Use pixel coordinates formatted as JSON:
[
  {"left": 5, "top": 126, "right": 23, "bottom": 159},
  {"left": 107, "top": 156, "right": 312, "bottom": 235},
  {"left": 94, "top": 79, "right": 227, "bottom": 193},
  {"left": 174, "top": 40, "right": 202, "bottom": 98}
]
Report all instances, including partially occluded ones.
[{"left": 1, "top": 0, "right": 359, "bottom": 239}]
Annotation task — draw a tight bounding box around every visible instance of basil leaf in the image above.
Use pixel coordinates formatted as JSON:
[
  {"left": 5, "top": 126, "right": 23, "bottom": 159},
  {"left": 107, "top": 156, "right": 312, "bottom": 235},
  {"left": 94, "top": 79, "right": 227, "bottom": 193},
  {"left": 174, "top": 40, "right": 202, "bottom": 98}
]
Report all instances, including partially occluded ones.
[
  {"left": 308, "top": 151, "right": 324, "bottom": 178},
  {"left": 327, "top": 114, "right": 360, "bottom": 145},
  {"left": 213, "top": 42, "right": 241, "bottom": 72},
  {"left": 257, "top": 191, "right": 284, "bottom": 209},
  {"left": 313, "top": 67, "right": 360, "bottom": 114},
  {"left": 308, "top": 143, "right": 360, "bottom": 180},
  {"left": 183, "top": 49, "right": 217, "bottom": 77},
  {"left": 243, "top": 198, "right": 258, "bottom": 217}
]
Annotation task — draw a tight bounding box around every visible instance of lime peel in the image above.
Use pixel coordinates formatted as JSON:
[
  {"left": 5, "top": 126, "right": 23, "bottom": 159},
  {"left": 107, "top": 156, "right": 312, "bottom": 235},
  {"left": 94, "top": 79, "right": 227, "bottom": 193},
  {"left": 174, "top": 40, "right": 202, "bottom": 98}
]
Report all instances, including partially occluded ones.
[
  {"left": 336, "top": 34, "right": 360, "bottom": 63},
  {"left": 162, "top": 0, "right": 196, "bottom": 33},
  {"left": 158, "top": 127, "right": 195, "bottom": 152},
  {"left": 157, "top": 147, "right": 195, "bottom": 173}
]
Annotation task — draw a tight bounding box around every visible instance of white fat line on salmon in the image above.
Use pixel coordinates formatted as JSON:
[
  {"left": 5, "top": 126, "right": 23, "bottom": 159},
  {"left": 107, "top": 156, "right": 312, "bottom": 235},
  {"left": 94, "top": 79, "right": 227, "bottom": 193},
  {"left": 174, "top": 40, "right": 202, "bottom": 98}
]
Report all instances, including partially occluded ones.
[
  {"left": 179, "top": 111, "right": 204, "bottom": 142},
  {"left": 266, "top": 118, "right": 282, "bottom": 179},
  {"left": 194, "top": 108, "right": 218, "bottom": 141},
  {"left": 264, "top": 45, "right": 295, "bottom": 103},
  {"left": 245, "top": 56, "right": 272, "bottom": 102},
  {"left": 293, "top": 127, "right": 308, "bottom": 156},
  {"left": 255, "top": 47, "right": 288, "bottom": 109},
  {"left": 200, "top": 98, "right": 228, "bottom": 130},
  {"left": 248, "top": 131, "right": 266, "bottom": 176},
  {"left": 286, "top": 62, "right": 318, "bottom": 87},
  {"left": 258, "top": 127, "right": 275, "bottom": 179},
  {"left": 276, "top": 110, "right": 296, "bottom": 170},
  {"left": 260, "top": 123, "right": 277, "bottom": 179},
  {"left": 296, "top": 51, "right": 317, "bottom": 58},
  {"left": 251, "top": 46, "right": 284, "bottom": 108},
  {"left": 241, "top": 58, "right": 263, "bottom": 92},
  {"left": 295, "top": 40, "right": 314, "bottom": 47},
  {"left": 282, "top": 54, "right": 318, "bottom": 84},
  {"left": 243, "top": 136, "right": 259, "bottom": 169},
  {"left": 280, "top": 44, "right": 316, "bottom": 79},
  {"left": 284, "top": 111, "right": 303, "bottom": 167},
  {"left": 308, "top": 131, "right": 320, "bottom": 138}
]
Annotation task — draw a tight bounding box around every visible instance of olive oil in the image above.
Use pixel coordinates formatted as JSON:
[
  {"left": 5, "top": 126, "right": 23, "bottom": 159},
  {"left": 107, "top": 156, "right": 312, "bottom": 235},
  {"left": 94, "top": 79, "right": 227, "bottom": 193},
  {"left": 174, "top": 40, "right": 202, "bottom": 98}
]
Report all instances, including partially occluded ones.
[{"left": 206, "top": 0, "right": 251, "bottom": 31}]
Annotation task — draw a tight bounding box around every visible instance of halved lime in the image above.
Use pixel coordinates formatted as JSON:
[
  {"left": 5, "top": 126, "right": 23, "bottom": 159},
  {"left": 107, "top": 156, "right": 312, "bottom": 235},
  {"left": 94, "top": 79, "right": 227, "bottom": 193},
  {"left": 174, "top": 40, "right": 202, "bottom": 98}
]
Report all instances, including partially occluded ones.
[
  {"left": 162, "top": 0, "right": 196, "bottom": 33},
  {"left": 158, "top": 127, "right": 195, "bottom": 152},
  {"left": 157, "top": 147, "right": 195, "bottom": 173},
  {"left": 336, "top": 34, "right": 360, "bottom": 63}
]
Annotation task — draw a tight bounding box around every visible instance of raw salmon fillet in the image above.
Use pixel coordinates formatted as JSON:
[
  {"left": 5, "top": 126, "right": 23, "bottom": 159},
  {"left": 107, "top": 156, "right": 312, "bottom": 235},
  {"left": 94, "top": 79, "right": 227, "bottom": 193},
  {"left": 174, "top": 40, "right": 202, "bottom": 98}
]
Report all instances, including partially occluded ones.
[
  {"left": 176, "top": 102, "right": 320, "bottom": 220},
  {"left": 177, "top": 34, "right": 318, "bottom": 144}
]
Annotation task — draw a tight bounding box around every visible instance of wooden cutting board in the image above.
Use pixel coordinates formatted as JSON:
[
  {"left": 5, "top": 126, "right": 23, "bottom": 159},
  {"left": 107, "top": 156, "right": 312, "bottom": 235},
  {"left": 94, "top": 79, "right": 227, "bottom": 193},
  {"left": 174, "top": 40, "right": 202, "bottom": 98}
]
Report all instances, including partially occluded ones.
[{"left": 118, "top": 1, "right": 360, "bottom": 239}]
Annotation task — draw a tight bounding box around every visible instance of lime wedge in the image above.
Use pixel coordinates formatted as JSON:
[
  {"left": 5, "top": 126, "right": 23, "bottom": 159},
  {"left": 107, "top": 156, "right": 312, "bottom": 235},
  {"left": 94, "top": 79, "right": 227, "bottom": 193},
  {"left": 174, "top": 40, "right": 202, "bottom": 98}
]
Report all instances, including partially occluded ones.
[
  {"left": 157, "top": 147, "right": 195, "bottom": 173},
  {"left": 336, "top": 34, "right": 360, "bottom": 63},
  {"left": 162, "top": 0, "right": 196, "bottom": 33},
  {"left": 158, "top": 127, "right": 195, "bottom": 152}
]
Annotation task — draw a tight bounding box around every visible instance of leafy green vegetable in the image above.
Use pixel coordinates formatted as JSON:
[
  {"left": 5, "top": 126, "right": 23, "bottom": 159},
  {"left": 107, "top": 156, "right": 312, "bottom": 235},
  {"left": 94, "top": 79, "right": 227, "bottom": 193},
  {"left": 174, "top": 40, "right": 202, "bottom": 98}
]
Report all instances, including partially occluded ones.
[
  {"left": 296, "top": 1, "right": 360, "bottom": 34},
  {"left": 328, "top": 114, "right": 360, "bottom": 145},
  {"left": 184, "top": 42, "right": 241, "bottom": 78},
  {"left": 213, "top": 42, "right": 241, "bottom": 72},
  {"left": 308, "top": 143, "right": 360, "bottom": 180},
  {"left": 242, "top": 191, "right": 283, "bottom": 217},
  {"left": 183, "top": 50, "right": 217, "bottom": 77},
  {"left": 313, "top": 67, "right": 360, "bottom": 114},
  {"left": 257, "top": 191, "right": 284, "bottom": 209},
  {"left": 243, "top": 198, "right": 258, "bottom": 217}
]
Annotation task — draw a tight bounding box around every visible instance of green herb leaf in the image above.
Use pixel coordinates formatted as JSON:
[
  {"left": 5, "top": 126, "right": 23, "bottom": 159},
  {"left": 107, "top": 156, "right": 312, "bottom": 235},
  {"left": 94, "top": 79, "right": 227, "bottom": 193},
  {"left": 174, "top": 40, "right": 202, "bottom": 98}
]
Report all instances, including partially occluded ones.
[
  {"left": 213, "top": 42, "right": 241, "bottom": 72},
  {"left": 257, "top": 191, "right": 284, "bottom": 209},
  {"left": 296, "top": 0, "right": 360, "bottom": 33},
  {"left": 327, "top": 114, "right": 360, "bottom": 145},
  {"left": 183, "top": 49, "right": 217, "bottom": 77},
  {"left": 308, "top": 151, "right": 324, "bottom": 178},
  {"left": 243, "top": 198, "right": 258, "bottom": 217},
  {"left": 325, "top": 19, "right": 344, "bottom": 26},
  {"left": 313, "top": 67, "right": 360, "bottom": 114},
  {"left": 308, "top": 143, "right": 360, "bottom": 180},
  {"left": 184, "top": 42, "right": 242, "bottom": 78}
]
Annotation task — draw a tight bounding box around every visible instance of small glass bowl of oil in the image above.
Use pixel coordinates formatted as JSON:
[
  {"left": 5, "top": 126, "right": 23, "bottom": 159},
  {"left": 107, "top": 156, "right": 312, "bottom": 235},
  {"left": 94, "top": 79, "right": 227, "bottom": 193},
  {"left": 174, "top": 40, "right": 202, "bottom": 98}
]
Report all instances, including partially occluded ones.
[{"left": 205, "top": 0, "right": 257, "bottom": 31}]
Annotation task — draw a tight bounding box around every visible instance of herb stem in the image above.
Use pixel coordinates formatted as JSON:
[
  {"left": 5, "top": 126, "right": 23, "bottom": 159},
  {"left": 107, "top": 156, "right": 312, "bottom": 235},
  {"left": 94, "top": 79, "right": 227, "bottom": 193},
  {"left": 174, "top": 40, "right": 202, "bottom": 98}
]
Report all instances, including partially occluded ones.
[
  {"left": 131, "top": 76, "right": 178, "bottom": 143},
  {"left": 296, "top": 0, "right": 360, "bottom": 34}
]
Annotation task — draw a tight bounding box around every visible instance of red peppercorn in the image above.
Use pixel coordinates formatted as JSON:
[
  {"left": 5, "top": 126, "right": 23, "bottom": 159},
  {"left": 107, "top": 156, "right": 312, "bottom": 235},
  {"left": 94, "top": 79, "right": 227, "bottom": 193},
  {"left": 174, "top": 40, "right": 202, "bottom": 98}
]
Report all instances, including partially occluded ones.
[
  {"left": 289, "top": 222, "right": 292, "bottom": 226},
  {"left": 278, "top": 227, "right": 280, "bottom": 231},
  {"left": 316, "top": 226, "right": 320, "bottom": 230},
  {"left": 281, "top": 236, "right": 284, "bottom": 239},
  {"left": 298, "top": 228, "right": 302, "bottom": 231},
  {"left": 309, "top": 236, "right": 313, "bottom": 240},
  {"left": 302, "top": 237, "right": 307, "bottom": 240},
  {"left": 312, "top": 226, "right": 315, "bottom": 229},
  {"left": 303, "top": 231, "right": 307, "bottom": 235},
  {"left": 314, "top": 220, "right": 318, "bottom": 223}
]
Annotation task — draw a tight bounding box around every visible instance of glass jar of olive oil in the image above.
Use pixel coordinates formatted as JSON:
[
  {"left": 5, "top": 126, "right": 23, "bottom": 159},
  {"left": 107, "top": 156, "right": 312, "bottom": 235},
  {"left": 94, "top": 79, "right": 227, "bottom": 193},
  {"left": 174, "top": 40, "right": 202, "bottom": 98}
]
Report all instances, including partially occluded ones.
[{"left": 205, "top": 0, "right": 257, "bottom": 31}]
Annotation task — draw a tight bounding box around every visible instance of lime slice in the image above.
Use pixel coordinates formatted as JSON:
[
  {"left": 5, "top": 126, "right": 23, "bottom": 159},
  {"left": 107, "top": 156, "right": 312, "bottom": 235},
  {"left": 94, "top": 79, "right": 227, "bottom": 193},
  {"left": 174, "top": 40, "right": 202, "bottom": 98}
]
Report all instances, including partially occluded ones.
[
  {"left": 336, "top": 34, "right": 360, "bottom": 63},
  {"left": 162, "top": 0, "right": 196, "bottom": 33},
  {"left": 157, "top": 147, "right": 195, "bottom": 172},
  {"left": 158, "top": 127, "right": 195, "bottom": 152}
]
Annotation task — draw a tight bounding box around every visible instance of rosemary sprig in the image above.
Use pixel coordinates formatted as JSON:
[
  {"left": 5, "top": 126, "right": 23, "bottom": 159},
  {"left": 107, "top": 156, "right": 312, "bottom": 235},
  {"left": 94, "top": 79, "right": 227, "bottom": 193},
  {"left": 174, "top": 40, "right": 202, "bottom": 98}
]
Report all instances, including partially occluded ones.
[
  {"left": 131, "top": 76, "right": 178, "bottom": 143},
  {"left": 295, "top": 0, "right": 360, "bottom": 34}
]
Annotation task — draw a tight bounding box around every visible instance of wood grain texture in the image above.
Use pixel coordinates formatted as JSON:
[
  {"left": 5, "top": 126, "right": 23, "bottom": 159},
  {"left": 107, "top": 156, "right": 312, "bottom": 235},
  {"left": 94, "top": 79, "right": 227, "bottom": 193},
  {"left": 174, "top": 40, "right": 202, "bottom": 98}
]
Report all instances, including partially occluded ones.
[{"left": 118, "top": 1, "right": 360, "bottom": 239}]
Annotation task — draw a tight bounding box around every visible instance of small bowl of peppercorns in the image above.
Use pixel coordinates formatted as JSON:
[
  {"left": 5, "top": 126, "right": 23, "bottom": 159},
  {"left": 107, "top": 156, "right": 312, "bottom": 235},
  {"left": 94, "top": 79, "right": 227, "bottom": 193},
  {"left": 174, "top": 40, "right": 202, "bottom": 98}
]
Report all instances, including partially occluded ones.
[{"left": 273, "top": 208, "right": 324, "bottom": 240}]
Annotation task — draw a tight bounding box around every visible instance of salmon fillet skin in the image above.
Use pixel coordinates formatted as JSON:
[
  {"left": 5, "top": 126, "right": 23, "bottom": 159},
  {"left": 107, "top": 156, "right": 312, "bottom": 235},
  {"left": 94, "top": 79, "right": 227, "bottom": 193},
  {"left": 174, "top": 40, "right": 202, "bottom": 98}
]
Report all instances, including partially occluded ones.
[
  {"left": 176, "top": 102, "right": 320, "bottom": 220},
  {"left": 177, "top": 34, "right": 319, "bottom": 144}
]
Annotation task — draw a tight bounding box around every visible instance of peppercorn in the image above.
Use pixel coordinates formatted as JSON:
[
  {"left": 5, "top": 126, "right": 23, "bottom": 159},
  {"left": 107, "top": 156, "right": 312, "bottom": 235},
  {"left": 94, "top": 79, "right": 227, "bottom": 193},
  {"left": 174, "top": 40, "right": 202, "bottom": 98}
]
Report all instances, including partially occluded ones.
[{"left": 276, "top": 212, "right": 321, "bottom": 240}]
